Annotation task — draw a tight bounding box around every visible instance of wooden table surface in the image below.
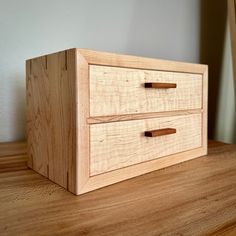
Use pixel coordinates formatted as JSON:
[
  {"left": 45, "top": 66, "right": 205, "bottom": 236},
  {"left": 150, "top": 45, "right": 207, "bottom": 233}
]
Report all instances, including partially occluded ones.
[{"left": 0, "top": 141, "right": 236, "bottom": 236}]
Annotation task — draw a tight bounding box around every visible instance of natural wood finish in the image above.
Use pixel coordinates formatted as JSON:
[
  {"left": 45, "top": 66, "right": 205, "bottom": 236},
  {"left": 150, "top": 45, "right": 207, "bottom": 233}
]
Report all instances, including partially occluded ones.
[
  {"left": 26, "top": 48, "right": 208, "bottom": 195},
  {"left": 89, "top": 65, "right": 202, "bottom": 116},
  {"left": 1, "top": 141, "right": 236, "bottom": 236},
  {"left": 26, "top": 49, "right": 90, "bottom": 195},
  {"left": 228, "top": 0, "right": 236, "bottom": 105},
  {"left": 82, "top": 147, "right": 207, "bottom": 194},
  {"left": 145, "top": 128, "right": 176, "bottom": 137},
  {"left": 0, "top": 142, "right": 27, "bottom": 173},
  {"left": 90, "top": 114, "right": 202, "bottom": 176},
  {"left": 26, "top": 49, "right": 78, "bottom": 192},
  {"left": 87, "top": 108, "right": 203, "bottom": 124},
  {"left": 0, "top": 154, "right": 27, "bottom": 173},
  {"left": 0, "top": 141, "right": 26, "bottom": 157},
  {"left": 144, "top": 82, "right": 177, "bottom": 89},
  {"left": 74, "top": 50, "right": 90, "bottom": 194},
  {"left": 26, "top": 56, "right": 48, "bottom": 174},
  {"left": 78, "top": 48, "right": 207, "bottom": 74}
]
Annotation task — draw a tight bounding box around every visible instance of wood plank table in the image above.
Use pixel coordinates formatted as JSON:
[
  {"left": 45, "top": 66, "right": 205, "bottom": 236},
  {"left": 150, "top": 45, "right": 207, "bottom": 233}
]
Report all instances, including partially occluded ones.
[{"left": 0, "top": 141, "right": 236, "bottom": 235}]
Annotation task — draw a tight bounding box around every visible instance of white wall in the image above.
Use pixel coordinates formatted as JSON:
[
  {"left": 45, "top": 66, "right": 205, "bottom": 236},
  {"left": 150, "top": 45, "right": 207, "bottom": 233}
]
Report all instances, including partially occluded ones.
[{"left": 0, "top": 0, "right": 201, "bottom": 142}]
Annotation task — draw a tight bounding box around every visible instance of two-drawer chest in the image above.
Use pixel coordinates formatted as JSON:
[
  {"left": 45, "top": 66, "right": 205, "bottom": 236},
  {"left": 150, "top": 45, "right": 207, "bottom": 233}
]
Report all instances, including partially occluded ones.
[{"left": 26, "top": 48, "right": 208, "bottom": 195}]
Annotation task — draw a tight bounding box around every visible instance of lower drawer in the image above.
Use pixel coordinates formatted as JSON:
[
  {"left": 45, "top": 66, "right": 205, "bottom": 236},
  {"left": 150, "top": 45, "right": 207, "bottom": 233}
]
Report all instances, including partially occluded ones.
[{"left": 90, "top": 114, "right": 202, "bottom": 175}]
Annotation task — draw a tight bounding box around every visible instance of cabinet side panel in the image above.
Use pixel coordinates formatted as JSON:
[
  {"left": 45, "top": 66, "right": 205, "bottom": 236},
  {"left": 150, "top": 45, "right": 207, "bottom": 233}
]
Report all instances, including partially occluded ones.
[
  {"left": 46, "top": 50, "right": 76, "bottom": 189},
  {"left": 26, "top": 57, "right": 49, "bottom": 176},
  {"left": 26, "top": 50, "right": 77, "bottom": 190},
  {"left": 26, "top": 61, "right": 33, "bottom": 169}
]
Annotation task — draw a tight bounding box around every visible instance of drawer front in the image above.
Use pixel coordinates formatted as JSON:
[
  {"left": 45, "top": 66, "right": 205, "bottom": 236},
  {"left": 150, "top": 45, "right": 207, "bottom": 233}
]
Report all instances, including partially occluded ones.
[
  {"left": 90, "top": 65, "right": 203, "bottom": 117},
  {"left": 90, "top": 114, "right": 202, "bottom": 175}
]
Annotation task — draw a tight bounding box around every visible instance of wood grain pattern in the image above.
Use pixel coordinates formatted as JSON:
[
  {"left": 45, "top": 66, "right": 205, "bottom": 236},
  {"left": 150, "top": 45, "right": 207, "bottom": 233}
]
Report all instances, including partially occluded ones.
[
  {"left": 26, "top": 56, "right": 49, "bottom": 175},
  {"left": 144, "top": 82, "right": 177, "bottom": 88},
  {"left": 144, "top": 128, "right": 176, "bottom": 137},
  {"left": 26, "top": 48, "right": 207, "bottom": 195},
  {"left": 78, "top": 48, "right": 207, "bottom": 74},
  {"left": 87, "top": 108, "right": 203, "bottom": 124},
  {"left": 0, "top": 142, "right": 27, "bottom": 173},
  {"left": 65, "top": 49, "right": 77, "bottom": 193},
  {"left": 90, "top": 114, "right": 202, "bottom": 175},
  {"left": 0, "top": 141, "right": 26, "bottom": 157},
  {"left": 72, "top": 147, "right": 207, "bottom": 194},
  {"left": 74, "top": 49, "right": 90, "bottom": 194},
  {"left": 26, "top": 49, "right": 78, "bottom": 192},
  {"left": 89, "top": 65, "right": 203, "bottom": 116},
  {"left": 0, "top": 155, "right": 27, "bottom": 173},
  {"left": 1, "top": 141, "right": 236, "bottom": 236}
]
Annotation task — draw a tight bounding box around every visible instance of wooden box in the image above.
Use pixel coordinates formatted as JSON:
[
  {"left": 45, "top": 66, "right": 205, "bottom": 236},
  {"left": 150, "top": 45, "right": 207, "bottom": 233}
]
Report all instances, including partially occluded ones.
[{"left": 26, "top": 48, "right": 208, "bottom": 195}]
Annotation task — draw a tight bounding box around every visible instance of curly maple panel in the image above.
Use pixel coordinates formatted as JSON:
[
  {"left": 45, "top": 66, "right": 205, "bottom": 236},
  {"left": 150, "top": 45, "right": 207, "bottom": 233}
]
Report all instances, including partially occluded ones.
[
  {"left": 89, "top": 65, "right": 203, "bottom": 116},
  {"left": 90, "top": 113, "right": 202, "bottom": 175}
]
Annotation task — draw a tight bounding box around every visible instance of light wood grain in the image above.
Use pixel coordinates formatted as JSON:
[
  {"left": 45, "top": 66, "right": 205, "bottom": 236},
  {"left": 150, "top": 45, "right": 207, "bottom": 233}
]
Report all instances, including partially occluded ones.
[
  {"left": 26, "top": 56, "right": 49, "bottom": 175},
  {"left": 78, "top": 48, "right": 207, "bottom": 74},
  {"left": 26, "top": 48, "right": 207, "bottom": 195},
  {"left": 90, "top": 114, "right": 202, "bottom": 175},
  {"left": 26, "top": 49, "right": 78, "bottom": 192},
  {"left": 1, "top": 141, "right": 236, "bottom": 236},
  {"left": 0, "top": 141, "right": 26, "bottom": 157},
  {"left": 66, "top": 49, "right": 79, "bottom": 193},
  {"left": 90, "top": 65, "right": 203, "bottom": 116},
  {"left": 87, "top": 109, "right": 203, "bottom": 124},
  {"left": 75, "top": 49, "right": 90, "bottom": 194},
  {"left": 72, "top": 147, "right": 207, "bottom": 194}
]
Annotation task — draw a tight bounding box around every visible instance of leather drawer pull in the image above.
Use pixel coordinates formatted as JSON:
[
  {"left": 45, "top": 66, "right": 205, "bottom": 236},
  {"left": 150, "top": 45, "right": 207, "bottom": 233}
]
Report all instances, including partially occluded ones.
[
  {"left": 144, "top": 128, "right": 176, "bottom": 137},
  {"left": 144, "top": 82, "right": 177, "bottom": 89}
]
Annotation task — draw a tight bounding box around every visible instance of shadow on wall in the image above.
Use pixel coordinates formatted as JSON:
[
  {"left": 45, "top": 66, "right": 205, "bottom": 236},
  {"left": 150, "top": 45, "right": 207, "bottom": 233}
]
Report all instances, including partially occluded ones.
[
  {"left": 11, "top": 74, "right": 26, "bottom": 141},
  {"left": 200, "top": 0, "right": 227, "bottom": 139},
  {"left": 234, "top": 115, "right": 236, "bottom": 142}
]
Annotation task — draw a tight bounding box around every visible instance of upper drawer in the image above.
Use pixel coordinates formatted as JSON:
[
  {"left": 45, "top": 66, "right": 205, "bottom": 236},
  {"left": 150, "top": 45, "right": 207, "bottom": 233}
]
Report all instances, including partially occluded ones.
[{"left": 89, "top": 65, "right": 203, "bottom": 117}]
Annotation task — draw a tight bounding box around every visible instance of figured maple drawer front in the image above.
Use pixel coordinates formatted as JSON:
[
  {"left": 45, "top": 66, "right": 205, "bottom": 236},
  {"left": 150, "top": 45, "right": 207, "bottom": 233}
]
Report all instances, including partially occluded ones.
[
  {"left": 90, "top": 113, "right": 202, "bottom": 175},
  {"left": 89, "top": 65, "right": 203, "bottom": 117}
]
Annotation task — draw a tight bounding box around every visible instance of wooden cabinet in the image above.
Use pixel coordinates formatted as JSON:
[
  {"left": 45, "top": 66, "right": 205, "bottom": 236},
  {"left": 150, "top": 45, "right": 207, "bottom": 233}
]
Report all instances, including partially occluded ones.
[{"left": 26, "top": 48, "right": 208, "bottom": 195}]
